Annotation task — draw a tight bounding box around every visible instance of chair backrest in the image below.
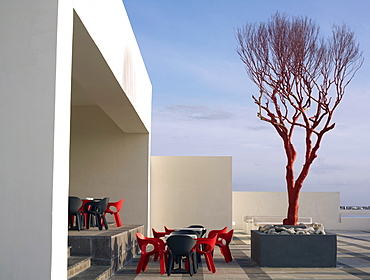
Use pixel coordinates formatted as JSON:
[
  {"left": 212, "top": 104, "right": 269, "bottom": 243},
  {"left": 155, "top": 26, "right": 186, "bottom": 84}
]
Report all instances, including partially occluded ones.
[
  {"left": 68, "top": 196, "right": 82, "bottom": 214},
  {"left": 166, "top": 235, "right": 196, "bottom": 255},
  {"left": 107, "top": 199, "right": 124, "bottom": 212},
  {"left": 136, "top": 232, "right": 165, "bottom": 252},
  {"left": 85, "top": 197, "right": 110, "bottom": 213},
  {"left": 136, "top": 232, "right": 149, "bottom": 251},
  {"left": 171, "top": 230, "right": 200, "bottom": 237},
  {"left": 164, "top": 226, "right": 175, "bottom": 233},
  {"left": 79, "top": 199, "right": 90, "bottom": 212},
  {"left": 152, "top": 228, "right": 167, "bottom": 238},
  {"left": 136, "top": 232, "right": 146, "bottom": 243},
  {"left": 217, "top": 229, "right": 234, "bottom": 245},
  {"left": 196, "top": 235, "right": 217, "bottom": 253},
  {"left": 187, "top": 224, "right": 207, "bottom": 237},
  {"left": 97, "top": 197, "right": 109, "bottom": 213},
  {"left": 208, "top": 226, "right": 228, "bottom": 239},
  {"left": 187, "top": 224, "right": 204, "bottom": 228}
]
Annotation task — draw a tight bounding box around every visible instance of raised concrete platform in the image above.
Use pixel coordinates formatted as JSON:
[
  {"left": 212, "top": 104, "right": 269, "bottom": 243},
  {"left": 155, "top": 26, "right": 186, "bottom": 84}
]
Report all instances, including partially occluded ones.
[{"left": 68, "top": 224, "right": 144, "bottom": 273}]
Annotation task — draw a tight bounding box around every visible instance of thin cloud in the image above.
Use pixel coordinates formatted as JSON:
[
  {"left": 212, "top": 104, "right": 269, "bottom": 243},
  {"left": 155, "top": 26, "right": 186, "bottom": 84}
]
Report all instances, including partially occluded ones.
[
  {"left": 162, "top": 105, "right": 233, "bottom": 120},
  {"left": 245, "top": 125, "right": 270, "bottom": 131},
  {"left": 311, "top": 163, "right": 346, "bottom": 175}
]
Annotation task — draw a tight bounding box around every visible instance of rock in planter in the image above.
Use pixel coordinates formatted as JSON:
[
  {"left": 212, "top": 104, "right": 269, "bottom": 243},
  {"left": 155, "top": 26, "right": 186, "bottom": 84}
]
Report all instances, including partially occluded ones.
[{"left": 259, "top": 224, "right": 326, "bottom": 235}]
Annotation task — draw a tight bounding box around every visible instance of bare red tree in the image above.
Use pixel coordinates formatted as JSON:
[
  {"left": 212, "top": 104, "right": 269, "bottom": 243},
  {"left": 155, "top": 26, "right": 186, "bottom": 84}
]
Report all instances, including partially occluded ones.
[{"left": 236, "top": 13, "right": 363, "bottom": 225}]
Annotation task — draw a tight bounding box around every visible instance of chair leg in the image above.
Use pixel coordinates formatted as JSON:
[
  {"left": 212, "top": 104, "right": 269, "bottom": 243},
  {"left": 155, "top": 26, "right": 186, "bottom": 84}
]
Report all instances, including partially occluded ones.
[
  {"left": 221, "top": 245, "right": 232, "bottom": 262},
  {"left": 136, "top": 254, "right": 145, "bottom": 273},
  {"left": 164, "top": 251, "right": 168, "bottom": 272},
  {"left": 101, "top": 215, "right": 109, "bottom": 230},
  {"left": 153, "top": 252, "right": 159, "bottom": 261},
  {"left": 192, "top": 251, "right": 198, "bottom": 273},
  {"left": 142, "top": 253, "right": 151, "bottom": 271},
  {"left": 95, "top": 214, "right": 102, "bottom": 230},
  {"left": 70, "top": 216, "right": 74, "bottom": 228},
  {"left": 159, "top": 252, "right": 166, "bottom": 275},
  {"left": 176, "top": 256, "right": 182, "bottom": 269},
  {"left": 167, "top": 252, "right": 174, "bottom": 276},
  {"left": 80, "top": 214, "right": 84, "bottom": 230},
  {"left": 187, "top": 253, "right": 194, "bottom": 276},
  {"left": 113, "top": 213, "right": 122, "bottom": 227},
  {"left": 76, "top": 213, "right": 81, "bottom": 231},
  {"left": 84, "top": 213, "right": 90, "bottom": 229},
  {"left": 202, "top": 252, "right": 216, "bottom": 273}
]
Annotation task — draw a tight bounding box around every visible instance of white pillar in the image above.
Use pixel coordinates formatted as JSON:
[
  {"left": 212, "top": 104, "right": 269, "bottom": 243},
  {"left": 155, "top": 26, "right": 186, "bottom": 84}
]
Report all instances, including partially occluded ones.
[{"left": 0, "top": 0, "right": 73, "bottom": 279}]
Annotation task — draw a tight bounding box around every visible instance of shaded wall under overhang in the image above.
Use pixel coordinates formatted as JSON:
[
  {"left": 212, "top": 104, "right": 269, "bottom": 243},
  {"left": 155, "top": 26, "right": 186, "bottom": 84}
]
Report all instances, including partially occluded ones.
[{"left": 69, "top": 9, "right": 151, "bottom": 232}]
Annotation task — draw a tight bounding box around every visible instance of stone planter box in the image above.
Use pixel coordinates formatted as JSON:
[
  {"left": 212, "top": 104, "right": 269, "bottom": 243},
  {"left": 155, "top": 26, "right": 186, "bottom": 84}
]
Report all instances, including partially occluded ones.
[{"left": 251, "top": 230, "right": 337, "bottom": 267}]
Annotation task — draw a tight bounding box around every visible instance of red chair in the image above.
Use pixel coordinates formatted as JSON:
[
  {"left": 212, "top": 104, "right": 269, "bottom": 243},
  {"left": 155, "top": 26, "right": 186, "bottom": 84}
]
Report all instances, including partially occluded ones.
[
  {"left": 216, "top": 229, "right": 234, "bottom": 263},
  {"left": 104, "top": 199, "right": 124, "bottom": 227},
  {"left": 195, "top": 235, "right": 217, "bottom": 273},
  {"left": 164, "top": 226, "right": 175, "bottom": 234},
  {"left": 152, "top": 228, "right": 168, "bottom": 261},
  {"left": 207, "top": 226, "right": 228, "bottom": 239},
  {"left": 136, "top": 232, "right": 167, "bottom": 275},
  {"left": 152, "top": 228, "right": 167, "bottom": 238}
]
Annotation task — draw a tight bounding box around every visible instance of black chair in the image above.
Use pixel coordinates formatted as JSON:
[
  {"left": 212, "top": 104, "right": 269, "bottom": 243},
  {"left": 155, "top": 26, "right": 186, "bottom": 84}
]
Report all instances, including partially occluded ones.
[
  {"left": 84, "top": 197, "right": 109, "bottom": 230},
  {"left": 166, "top": 235, "right": 197, "bottom": 276},
  {"left": 187, "top": 225, "right": 207, "bottom": 262},
  {"left": 68, "top": 196, "right": 82, "bottom": 231},
  {"left": 171, "top": 229, "right": 201, "bottom": 264},
  {"left": 187, "top": 225, "right": 207, "bottom": 237},
  {"left": 171, "top": 230, "right": 200, "bottom": 237}
]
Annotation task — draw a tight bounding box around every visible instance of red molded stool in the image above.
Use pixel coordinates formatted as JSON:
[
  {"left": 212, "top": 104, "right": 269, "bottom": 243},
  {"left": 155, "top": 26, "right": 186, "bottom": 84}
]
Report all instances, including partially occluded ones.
[{"left": 104, "top": 199, "right": 124, "bottom": 227}]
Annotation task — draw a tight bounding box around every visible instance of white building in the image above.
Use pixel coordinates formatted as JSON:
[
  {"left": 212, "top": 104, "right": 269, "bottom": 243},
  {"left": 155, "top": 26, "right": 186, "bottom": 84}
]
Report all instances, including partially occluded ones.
[
  {"left": 0, "top": 1, "right": 232, "bottom": 279},
  {"left": 1, "top": 0, "right": 151, "bottom": 279}
]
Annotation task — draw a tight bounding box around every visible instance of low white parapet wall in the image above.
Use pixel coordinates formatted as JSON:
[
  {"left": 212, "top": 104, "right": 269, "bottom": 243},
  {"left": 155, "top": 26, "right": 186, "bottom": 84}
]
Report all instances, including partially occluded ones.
[
  {"left": 338, "top": 210, "right": 370, "bottom": 230},
  {"left": 233, "top": 191, "right": 340, "bottom": 231},
  {"left": 233, "top": 191, "right": 370, "bottom": 231}
]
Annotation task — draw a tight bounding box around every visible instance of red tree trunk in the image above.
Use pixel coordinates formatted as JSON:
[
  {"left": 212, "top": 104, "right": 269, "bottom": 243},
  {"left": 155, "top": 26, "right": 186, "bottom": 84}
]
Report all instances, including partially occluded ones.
[
  {"left": 282, "top": 138, "right": 300, "bottom": 225},
  {"left": 283, "top": 188, "right": 300, "bottom": 225},
  {"left": 283, "top": 151, "right": 312, "bottom": 225}
]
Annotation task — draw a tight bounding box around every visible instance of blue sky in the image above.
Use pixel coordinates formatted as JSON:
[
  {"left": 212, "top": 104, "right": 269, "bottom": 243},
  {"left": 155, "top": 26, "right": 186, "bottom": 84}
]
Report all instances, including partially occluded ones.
[{"left": 122, "top": 0, "right": 370, "bottom": 205}]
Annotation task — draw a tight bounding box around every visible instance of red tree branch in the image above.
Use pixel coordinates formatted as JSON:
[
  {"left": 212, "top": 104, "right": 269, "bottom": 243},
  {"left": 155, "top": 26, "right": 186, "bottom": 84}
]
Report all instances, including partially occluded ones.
[{"left": 237, "top": 12, "right": 363, "bottom": 225}]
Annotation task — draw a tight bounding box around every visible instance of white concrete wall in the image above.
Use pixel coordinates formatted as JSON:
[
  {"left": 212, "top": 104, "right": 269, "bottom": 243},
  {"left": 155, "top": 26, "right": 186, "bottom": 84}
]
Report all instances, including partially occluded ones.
[
  {"left": 69, "top": 106, "right": 150, "bottom": 229},
  {"left": 151, "top": 156, "right": 232, "bottom": 234},
  {"left": 0, "top": 0, "right": 151, "bottom": 278},
  {"left": 232, "top": 191, "right": 341, "bottom": 230},
  {"left": 0, "top": 0, "right": 73, "bottom": 279}
]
